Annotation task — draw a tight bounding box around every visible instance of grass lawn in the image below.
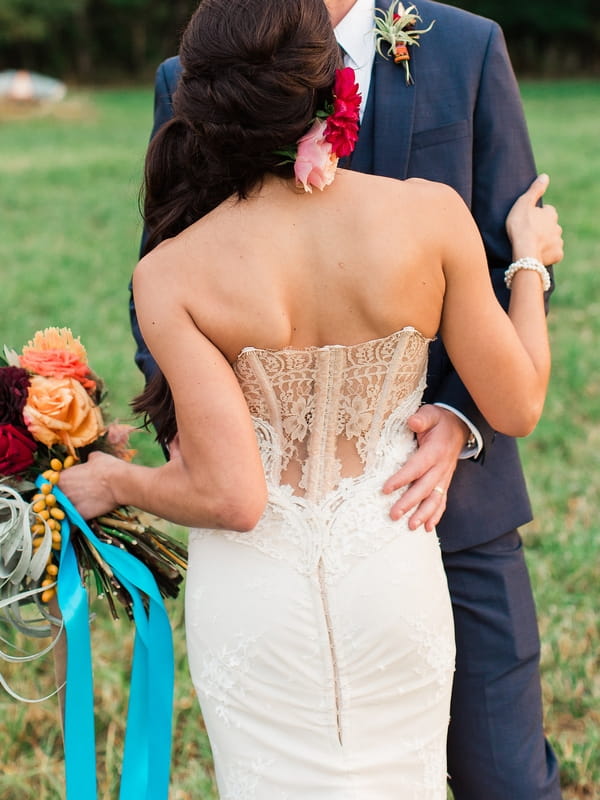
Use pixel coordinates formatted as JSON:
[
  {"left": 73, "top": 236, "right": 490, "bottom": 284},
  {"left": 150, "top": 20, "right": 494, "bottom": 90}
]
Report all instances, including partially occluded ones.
[{"left": 0, "top": 81, "right": 598, "bottom": 799}]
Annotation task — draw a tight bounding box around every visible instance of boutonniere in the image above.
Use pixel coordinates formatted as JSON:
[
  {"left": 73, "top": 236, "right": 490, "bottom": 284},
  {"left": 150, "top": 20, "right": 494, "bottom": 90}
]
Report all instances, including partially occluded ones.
[{"left": 374, "top": 1, "right": 435, "bottom": 85}]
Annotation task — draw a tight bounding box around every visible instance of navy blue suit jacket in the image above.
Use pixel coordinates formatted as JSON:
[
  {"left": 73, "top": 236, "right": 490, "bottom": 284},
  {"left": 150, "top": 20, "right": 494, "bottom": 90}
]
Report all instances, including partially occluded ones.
[{"left": 130, "top": 0, "right": 550, "bottom": 551}]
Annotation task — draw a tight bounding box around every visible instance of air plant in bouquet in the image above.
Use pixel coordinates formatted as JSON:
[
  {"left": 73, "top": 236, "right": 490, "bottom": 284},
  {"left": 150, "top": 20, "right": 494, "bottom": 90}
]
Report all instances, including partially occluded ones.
[{"left": 0, "top": 327, "right": 187, "bottom": 642}]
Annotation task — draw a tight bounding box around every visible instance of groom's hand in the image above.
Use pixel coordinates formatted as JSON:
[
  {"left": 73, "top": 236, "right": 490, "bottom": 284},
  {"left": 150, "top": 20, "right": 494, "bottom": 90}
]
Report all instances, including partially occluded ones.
[{"left": 383, "top": 405, "right": 466, "bottom": 530}]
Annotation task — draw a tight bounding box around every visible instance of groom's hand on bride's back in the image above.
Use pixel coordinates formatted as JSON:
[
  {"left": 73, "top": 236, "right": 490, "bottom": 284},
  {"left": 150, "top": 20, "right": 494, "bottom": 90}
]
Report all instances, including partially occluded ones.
[{"left": 382, "top": 405, "right": 467, "bottom": 531}]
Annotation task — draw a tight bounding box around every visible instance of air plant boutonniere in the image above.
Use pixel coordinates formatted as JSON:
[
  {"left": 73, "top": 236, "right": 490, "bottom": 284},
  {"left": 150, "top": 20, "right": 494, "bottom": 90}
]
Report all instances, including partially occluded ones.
[{"left": 374, "top": 1, "right": 435, "bottom": 84}]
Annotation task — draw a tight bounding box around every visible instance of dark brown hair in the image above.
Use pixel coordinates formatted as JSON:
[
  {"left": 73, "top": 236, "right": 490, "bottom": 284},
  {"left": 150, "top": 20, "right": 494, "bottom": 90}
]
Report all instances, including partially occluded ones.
[
  {"left": 132, "top": 369, "right": 177, "bottom": 448},
  {"left": 135, "top": 0, "right": 339, "bottom": 445},
  {"left": 142, "top": 0, "right": 339, "bottom": 254}
]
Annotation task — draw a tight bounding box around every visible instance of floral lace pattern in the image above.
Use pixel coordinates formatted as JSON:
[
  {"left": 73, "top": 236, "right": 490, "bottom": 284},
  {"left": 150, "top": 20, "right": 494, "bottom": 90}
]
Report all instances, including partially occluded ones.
[
  {"left": 187, "top": 633, "right": 257, "bottom": 728},
  {"left": 221, "top": 756, "right": 275, "bottom": 800},
  {"left": 233, "top": 327, "right": 430, "bottom": 500}
]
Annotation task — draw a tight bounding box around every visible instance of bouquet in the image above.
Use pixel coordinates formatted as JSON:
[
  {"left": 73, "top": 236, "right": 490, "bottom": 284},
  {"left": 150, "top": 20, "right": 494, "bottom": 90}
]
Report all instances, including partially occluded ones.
[
  {"left": 0, "top": 327, "right": 182, "bottom": 797},
  {"left": 0, "top": 327, "right": 186, "bottom": 630}
]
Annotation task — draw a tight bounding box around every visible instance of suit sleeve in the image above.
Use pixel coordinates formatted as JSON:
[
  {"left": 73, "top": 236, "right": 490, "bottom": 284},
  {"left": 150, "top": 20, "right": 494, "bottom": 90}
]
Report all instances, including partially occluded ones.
[
  {"left": 130, "top": 61, "right": 177, "bottom": 381},
  {"left": 425, "top": 22, "right": 553, "bottom": 450}
]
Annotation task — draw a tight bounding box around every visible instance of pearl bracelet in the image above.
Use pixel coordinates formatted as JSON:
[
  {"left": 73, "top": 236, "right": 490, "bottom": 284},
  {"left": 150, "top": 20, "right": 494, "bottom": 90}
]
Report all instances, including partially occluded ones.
[{"left": 504, "top": 257, "right": 551, "bottom": 292}]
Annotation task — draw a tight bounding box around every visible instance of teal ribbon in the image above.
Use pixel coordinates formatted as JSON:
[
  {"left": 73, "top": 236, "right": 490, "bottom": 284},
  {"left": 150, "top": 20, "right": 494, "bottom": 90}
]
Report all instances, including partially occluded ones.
[{"left": 37, "top": 477, "right": 174, "bottom": 800}]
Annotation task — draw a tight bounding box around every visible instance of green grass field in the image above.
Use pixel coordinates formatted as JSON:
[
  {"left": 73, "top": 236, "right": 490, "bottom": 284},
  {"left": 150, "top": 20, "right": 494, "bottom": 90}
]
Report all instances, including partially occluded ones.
[{"left": 0, "top": 82, "right": 598, "bottom": 799}]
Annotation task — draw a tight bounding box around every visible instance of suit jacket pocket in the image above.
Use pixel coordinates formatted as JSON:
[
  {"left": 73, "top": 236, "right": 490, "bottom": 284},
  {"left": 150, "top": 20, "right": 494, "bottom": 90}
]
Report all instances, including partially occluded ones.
[{"left": 411, "top": 119, "right": 470, "bottom": 151}]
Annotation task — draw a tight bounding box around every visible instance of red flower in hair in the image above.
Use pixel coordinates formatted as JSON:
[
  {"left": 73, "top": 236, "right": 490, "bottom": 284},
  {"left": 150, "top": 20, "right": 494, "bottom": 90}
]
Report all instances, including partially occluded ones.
[
  {"left": 324, "top": 67, "right": 361, "bottom": 158},
  {"left": 280, "top": 67, "right": 362, "bottom": 192}
]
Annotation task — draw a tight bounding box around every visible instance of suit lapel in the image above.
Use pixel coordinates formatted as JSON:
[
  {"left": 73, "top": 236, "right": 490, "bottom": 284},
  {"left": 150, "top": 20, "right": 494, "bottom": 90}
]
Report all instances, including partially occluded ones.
[
  {"left": 339, "top": 50, "right": 416, "bottom": 178},
  {"left": 342, "top": 81, "right": 374, "bottom": 172},
  {"left": 369, "top": 0, "right": 417, "bottom": 178},
  {"left": 371, "top": 50, "right": 416, "bottom": 179},
  {"left": 340, "top": 0, "right": 419, "bottom": 177}
]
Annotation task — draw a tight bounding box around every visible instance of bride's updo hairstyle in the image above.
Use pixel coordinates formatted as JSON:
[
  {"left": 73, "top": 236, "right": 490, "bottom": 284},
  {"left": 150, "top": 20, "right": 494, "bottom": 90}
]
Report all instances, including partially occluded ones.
[
  {"left": 135, "top": 0, "right": 339, "bottom": 444},
  {"left": 142, "top": 0, "right": 340, "bottom": 254}
]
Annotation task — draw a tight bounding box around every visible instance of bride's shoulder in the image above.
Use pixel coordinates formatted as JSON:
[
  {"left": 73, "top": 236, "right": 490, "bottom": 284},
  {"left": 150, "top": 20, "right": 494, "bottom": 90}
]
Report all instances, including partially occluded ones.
[
  {"left": 338, "top": 171, "right": 466, "bottom": 218},
  {"left": 402, "top": 177, "right": 464, "bottom": 207},
  {"left": 135, "top": 236, "right": 178, "bottom": 280},
  {"left": 136, "top": 218, "right": 209, "bottom": 276},
  {"left": 133, "top": 232, "right": 195, "bottom": 300}
]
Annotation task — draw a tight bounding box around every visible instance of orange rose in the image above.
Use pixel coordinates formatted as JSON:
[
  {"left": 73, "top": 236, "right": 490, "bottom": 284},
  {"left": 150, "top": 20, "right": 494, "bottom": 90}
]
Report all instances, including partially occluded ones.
[
  {"left": 23, "top": 375, "right": 104, "bottom": 455},
  {"left": 20, "top": 327, "right": 96, "bottom": 392}
]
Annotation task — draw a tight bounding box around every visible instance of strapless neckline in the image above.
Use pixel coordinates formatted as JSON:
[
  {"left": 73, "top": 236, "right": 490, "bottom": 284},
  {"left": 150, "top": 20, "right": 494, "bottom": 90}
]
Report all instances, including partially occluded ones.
[{"left": 232, "top": 325, "right": 430, "bottom": 367}]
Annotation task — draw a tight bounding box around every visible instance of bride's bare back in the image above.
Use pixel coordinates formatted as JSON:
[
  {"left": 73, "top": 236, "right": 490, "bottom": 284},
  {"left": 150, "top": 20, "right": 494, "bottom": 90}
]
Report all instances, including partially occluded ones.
[{"left": 142, "top": 170, "right": 448, "bottom": 363}]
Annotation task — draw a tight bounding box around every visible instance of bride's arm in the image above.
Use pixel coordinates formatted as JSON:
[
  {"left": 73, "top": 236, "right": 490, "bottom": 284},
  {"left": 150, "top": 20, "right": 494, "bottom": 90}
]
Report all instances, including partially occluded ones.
[
  {"left": 60, "top": 255, "right": 268, "bottom": 531},
  {"left": 438, "top": 176, "right": 563, "bottom": 437},
  {"left": 384, "top": 175, "right": 562, "bottom": 528}
]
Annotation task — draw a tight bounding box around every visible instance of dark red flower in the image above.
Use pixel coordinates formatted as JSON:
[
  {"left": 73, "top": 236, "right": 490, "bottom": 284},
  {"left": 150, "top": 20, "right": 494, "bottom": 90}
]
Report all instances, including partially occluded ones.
[
  {"left": 324, "top": 67, "right": 361, "bottom": 158},
  {"left": 0, "top": 366, "right": 30, "bottom": 426},
  {"left": 0, "top": 423, "right": 37, "bottom": 475}
]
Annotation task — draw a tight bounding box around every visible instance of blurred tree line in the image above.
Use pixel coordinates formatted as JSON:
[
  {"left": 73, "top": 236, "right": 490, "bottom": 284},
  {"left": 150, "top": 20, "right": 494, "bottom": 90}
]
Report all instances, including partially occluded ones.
[
  {"left": 0, "top": 0, "right": 197, "bottom": 81},
  {"left": 454, "top": 0, "right": 600, "bottom": 75},
  {"left": 0, "top": 0, "right": 598, "bottom": 82}
]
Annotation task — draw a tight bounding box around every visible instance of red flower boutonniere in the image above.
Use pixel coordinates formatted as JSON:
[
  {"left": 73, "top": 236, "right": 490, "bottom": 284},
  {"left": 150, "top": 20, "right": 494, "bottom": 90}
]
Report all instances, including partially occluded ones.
[{"left": 374, "top": 1, "right": 435, "bottom": 85}]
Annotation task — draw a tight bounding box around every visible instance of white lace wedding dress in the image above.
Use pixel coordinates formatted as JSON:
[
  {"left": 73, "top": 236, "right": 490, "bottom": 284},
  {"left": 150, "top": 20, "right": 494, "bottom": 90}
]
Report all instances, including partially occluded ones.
[{"left": 186, "top": 327, "right": 455, "bottom": 799}]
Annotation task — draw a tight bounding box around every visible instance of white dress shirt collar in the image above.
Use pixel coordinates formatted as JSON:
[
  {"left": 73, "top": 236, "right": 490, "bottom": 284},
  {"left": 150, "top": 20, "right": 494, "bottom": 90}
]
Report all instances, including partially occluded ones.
[{"left": 334, "top": 0, "right": 376, "bottom": 116}]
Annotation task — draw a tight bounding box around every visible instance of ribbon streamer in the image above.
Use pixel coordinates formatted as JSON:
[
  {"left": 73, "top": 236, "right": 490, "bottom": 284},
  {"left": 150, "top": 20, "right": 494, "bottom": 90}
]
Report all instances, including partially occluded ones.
[{"left": 36, "top": 477, "right": 174, "bottom": 800}]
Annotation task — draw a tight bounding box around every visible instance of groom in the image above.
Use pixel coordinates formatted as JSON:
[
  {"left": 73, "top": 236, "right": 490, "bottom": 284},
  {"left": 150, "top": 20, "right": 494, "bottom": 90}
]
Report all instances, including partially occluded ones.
[{"left": 130, "top": 1, "right": 561, "bottom": 797}]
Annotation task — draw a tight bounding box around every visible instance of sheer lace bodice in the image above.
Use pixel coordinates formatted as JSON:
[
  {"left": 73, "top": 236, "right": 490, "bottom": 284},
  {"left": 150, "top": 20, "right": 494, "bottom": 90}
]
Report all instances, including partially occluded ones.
[{"left": 232, "top": 327, "right": 430, "bottom": 502}]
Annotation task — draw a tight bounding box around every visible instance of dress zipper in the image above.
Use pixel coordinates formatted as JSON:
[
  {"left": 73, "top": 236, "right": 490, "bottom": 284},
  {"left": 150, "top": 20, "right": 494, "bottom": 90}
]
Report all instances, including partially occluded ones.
[{"left": 318, "top": 558, "right": 343, "bottom": 745}]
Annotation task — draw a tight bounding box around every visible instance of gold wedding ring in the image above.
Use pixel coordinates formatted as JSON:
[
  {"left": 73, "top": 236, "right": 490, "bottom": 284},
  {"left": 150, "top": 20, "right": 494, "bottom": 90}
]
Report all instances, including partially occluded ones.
[{"left": 433, "top": 486, "right": 446, "bottom": 496}]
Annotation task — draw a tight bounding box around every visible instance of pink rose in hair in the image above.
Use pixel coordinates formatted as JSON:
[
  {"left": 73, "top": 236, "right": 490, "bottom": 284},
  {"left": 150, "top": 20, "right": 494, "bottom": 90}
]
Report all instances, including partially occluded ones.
[{"left": 294, "top": 119, "right": 338, "bottom": 193}]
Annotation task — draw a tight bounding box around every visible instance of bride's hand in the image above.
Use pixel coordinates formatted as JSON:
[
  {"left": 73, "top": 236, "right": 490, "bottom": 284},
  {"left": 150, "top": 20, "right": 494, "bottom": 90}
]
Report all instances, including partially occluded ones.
[
  {"left": 58, "top": 451, "right": 121, "bottom": 519},
  {"left": 506, "top": 174, "right": 564, "bottom": 266}
]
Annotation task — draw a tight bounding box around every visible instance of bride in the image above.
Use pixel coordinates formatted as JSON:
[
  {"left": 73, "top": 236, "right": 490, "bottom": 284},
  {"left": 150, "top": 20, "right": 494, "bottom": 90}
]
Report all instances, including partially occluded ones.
[{"left": 60, "top": 0, "right": 563, "bottom": 797}]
